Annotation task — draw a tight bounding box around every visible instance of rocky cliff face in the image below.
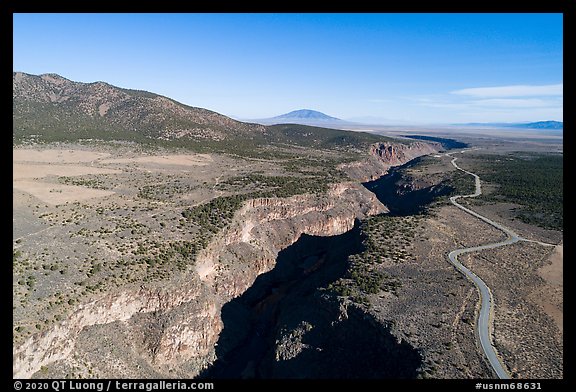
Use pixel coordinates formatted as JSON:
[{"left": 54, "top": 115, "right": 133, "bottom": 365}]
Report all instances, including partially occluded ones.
[
  {"left": 13, "top": 182, "right": 386, "bottom": 378},
  {"left": 13, "top": 281, "right": 214, "bottom": 378},
  {"left": 341, "top": 141, "right": 441, "bottom": 182},
  {"left": 196, "top": 183, "right": 385, "bottom": 296}
]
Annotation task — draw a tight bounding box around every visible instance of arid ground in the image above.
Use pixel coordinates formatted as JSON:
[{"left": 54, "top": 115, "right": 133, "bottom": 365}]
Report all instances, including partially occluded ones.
[{"left": 13, "top": 131, "right": 562, "bottom": 379}]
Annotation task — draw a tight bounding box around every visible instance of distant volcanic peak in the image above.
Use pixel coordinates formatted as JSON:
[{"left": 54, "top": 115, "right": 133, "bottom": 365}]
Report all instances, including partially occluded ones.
[{"left": 275, "top": 109, "right": 341, "bottom": 121}]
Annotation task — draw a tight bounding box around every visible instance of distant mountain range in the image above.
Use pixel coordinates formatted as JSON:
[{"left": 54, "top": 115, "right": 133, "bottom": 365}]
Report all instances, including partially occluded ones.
[
  {"left": 460, "top": 121, "right": 563, "bottom": 130},
  {"left": 253, "top": 109, "right": 353, "bottom": 126},
  {"left": 256, "top": 112, "right": 564, "bottom": 130},
  {"left": 13, "top": 72, "right": 390, "bottom": 151}
]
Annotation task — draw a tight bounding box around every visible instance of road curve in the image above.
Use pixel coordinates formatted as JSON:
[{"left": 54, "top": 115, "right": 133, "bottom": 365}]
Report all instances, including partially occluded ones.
[{"left": 446, "top": 150, "right": 515, "bottom": 379}]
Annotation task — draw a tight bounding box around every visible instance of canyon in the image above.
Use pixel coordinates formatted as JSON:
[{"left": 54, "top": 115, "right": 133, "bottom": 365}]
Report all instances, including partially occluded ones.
[
  {"left": 14, "top": 73, "right": 561, "bottom": 380},
  {"left": 14, "top": 141, "right": 438, "bottom": 379}
]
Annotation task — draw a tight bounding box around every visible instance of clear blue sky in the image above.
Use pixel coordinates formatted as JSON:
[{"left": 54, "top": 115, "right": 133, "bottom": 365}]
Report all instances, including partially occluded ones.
[{"left": 13, "top": 13, "right": 563, "bottom": 124}]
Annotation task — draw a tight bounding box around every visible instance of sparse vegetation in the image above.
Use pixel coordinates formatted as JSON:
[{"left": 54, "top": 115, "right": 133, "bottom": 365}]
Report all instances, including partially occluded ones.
[
  {"left": 182, "top": 195, "right": 246, "bottom": 233},
  {"left": 443, "top": 169, "right": 477, "bottom": 196},
  {"left": 328, "top": 214, "right": 421, "bottom": 303},
  {"left": 460, "top": 153, "right": 563, "bottom": 230},
  {"left": 138, "top": 181, "right": 197, "bottom": 201},
  {"left": 218, "top": 173, "right": 333, "bottom": 198},
  {"left": 59, "top": 176, "right": 107, "bottom": 189}
]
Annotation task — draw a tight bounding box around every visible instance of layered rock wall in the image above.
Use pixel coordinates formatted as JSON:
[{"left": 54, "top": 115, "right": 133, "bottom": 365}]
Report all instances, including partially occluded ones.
[
  {"left": 341, "top": 141, "right": 440, "bottom": 182},
  {"left": 13, "top": 183, "right": 385, "bottom": 378}
]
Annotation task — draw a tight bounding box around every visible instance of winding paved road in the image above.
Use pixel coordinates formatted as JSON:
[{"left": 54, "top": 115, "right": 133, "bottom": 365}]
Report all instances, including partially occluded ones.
[{"left": 445, "top": 150, "right": 555, "bottom": 379}]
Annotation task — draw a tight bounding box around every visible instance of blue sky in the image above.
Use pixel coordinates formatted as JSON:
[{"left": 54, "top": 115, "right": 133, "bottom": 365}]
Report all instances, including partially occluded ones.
[{"left": 13, "top": 13, "right": 563, "bottom": 124}]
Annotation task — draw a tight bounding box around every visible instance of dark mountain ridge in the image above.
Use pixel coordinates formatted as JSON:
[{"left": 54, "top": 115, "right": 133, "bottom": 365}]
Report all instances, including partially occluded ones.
[
  {"left": 13, "top": 72, "right": 266, "bottom": 143},
  {"left": 13, "top": 72, "right": 391, "bottom": 153}
]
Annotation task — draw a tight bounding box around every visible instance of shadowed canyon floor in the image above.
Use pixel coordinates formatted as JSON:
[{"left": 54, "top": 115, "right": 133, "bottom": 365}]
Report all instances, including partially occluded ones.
[{"left": 200, "top": 223, "right": 422, "bottom": 379}]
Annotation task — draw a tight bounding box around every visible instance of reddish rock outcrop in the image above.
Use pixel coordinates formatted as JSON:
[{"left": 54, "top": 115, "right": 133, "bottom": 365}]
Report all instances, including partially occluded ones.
[{"left": 341, "top": 141, "right": 440, "bottom": 182}]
